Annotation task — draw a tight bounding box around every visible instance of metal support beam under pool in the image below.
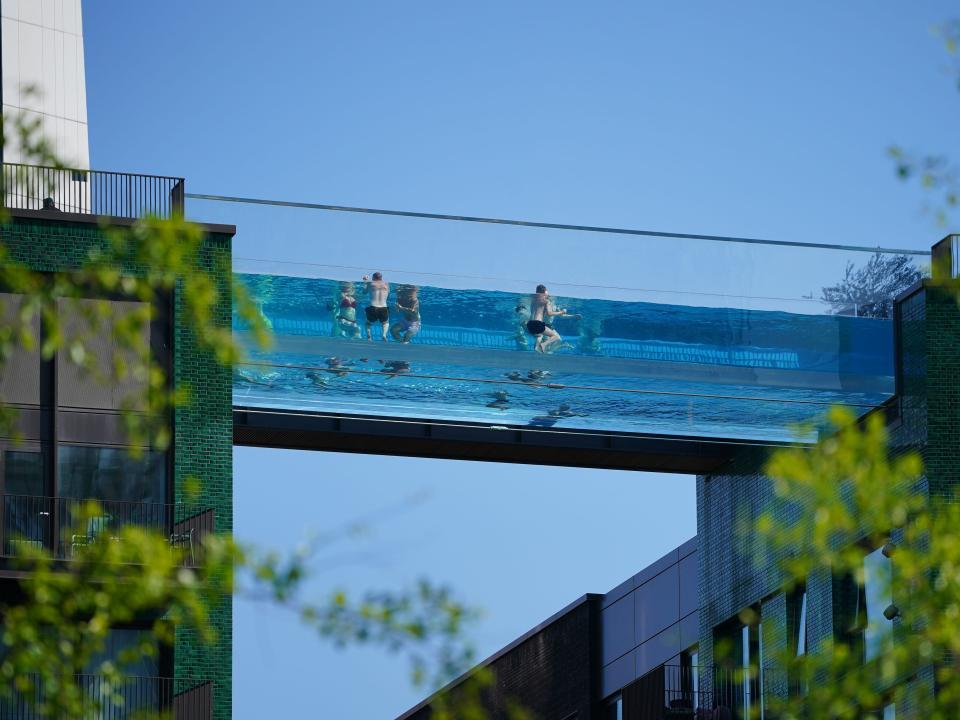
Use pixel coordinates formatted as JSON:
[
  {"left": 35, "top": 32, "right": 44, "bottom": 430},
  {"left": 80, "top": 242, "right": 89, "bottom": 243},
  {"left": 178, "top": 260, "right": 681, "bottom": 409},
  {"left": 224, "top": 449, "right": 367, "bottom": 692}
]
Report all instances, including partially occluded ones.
[{"left": 232, "top": 405, "right": 791, "bottom": 474}]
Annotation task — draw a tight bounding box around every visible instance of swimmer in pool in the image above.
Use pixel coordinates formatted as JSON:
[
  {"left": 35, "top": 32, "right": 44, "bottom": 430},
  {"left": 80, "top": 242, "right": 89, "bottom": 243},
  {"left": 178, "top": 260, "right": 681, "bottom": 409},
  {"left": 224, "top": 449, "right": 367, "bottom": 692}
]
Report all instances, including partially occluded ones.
[
  {"left": 487, "top": 390, "right": 510, "bottom": 410},
  {"left": 363, "top": 272, "right": 390, "bottom": 341},
  {"left": 335, "top": 282, "right": 361, "bottom": 339},
  {"left": 390, "top": 285, "right": 422, "bottom": 343},
  {"left": 305, "top": 370, "right": 331, "bottom": 388},
  {"left": 548, "top": 403, "right": 585, "bottom": 418},
  {"left": 379, "top": 359, "right": 411, "bottom": 379},
  {"left": 504, "top": 370, "right": 551, "bottom": 385},
  {"left": 235, "top": 367, "right": 281, "bottom": 387},
  {"left": 527, "top": 285, "right": 574, "bottom": 353},
  {"left": 324, "top": 357, "right": 353, "bottom": 377}
]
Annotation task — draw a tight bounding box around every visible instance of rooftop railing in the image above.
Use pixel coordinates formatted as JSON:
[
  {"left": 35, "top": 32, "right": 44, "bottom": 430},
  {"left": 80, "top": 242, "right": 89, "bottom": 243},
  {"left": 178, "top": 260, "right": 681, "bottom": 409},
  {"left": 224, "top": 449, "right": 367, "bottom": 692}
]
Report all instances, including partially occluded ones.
[
  {"left": 2, "top": 163, "right": 184, "bottom": 219},
  {"left": 0, "top": 495, "right": 214, "bottom": 567},
  {"left": 0, "top": 675, "right": 213, "bottom": 719}
]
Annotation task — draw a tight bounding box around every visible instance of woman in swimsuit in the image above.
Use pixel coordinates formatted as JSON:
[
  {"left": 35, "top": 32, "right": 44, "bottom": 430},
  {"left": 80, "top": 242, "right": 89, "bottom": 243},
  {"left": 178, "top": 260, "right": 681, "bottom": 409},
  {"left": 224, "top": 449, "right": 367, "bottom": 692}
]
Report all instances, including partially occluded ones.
[
  {"left": 335, "top": 282, "right": 361, "bottom": 338},
  {"left": 390, "top": 285, "right": 422, "bottom": 343}
]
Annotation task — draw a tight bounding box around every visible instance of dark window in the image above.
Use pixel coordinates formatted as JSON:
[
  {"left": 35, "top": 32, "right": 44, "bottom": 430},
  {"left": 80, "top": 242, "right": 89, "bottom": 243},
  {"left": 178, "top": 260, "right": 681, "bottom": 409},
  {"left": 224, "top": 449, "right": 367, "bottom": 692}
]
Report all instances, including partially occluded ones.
[
  {"left": 713, "top": 610, "right": 763, "bottom": 720},
  {"left": 0, "top": 286, "right": 172, "bottom": 557},
  {"left": 680, "top": 646, "right": 703, "bottom": 711},
  {"left": 0, "top": 624, "right": 166, "bottom": 714},
  {"left": 863, "top": 546, "right": 893, "bottom": 661},
  {"left": 787, "top": 586, "right": 808, "bottom": 698},
  {"left": 85, "top": 627, "right": 159, "bottom": 677},
  {"left": 83, "top": 629, "right": 163, "bottom": 716},
  {"left": 2, "top": 449, "right": 48, "bottom": 554},
  {"left": 58, "top": 446, "right": 165, "bottom": 503},
  {"left": 795, "top": 590, "right": 807, "bottom": 656},
  {"left": 603, "top": 694, "right": 622, "bottom": 720},
  {"left": 834, "top": 543, "right": 894, "bottom": 664},
  {"left": 4, "top": 450, "right": 45, "bottom": 496},
  {"left": 834, "top": 568, "right": 865, "bottom": 660}
]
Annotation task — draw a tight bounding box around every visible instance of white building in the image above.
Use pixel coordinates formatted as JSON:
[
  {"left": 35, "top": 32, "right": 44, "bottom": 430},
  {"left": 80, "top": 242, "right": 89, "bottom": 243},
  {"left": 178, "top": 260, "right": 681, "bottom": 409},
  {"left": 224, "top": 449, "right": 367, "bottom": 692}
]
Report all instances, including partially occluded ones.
[{"left": 1, "top": 0, "right": 89, "bottom": 168}]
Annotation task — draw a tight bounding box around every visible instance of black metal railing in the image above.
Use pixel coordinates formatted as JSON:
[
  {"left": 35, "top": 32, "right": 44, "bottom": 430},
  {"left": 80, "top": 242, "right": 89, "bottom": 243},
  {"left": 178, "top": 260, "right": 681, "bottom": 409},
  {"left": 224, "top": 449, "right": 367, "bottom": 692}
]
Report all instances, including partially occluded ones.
[
  {"left": 631, "top": 664, "right": 782, "bottom": 719},
  {"left": 0, "top": 675, "right": 213, "bottom": 719},
  {"left": 2, "top": 163, "right": 184, "bottom": 218},
  {"left": 0, "top": 494, "right": 214, "bottom": 567}
]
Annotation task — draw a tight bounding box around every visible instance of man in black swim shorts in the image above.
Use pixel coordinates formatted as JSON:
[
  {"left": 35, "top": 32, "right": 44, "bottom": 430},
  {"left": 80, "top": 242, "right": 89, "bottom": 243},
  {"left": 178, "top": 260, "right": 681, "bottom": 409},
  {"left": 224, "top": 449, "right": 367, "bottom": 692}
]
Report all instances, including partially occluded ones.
[
  {"left": 365, "top": 305, "right": 389, "bottom": 324},
  {"left": 526, "top": 319, "right": 547, "bottom": 335},
  {"left": 362, "top": 272, "right": 390, "bottom": 341},
  {"left": 527, "top": 284, "right": 570, "bottom": 353}
]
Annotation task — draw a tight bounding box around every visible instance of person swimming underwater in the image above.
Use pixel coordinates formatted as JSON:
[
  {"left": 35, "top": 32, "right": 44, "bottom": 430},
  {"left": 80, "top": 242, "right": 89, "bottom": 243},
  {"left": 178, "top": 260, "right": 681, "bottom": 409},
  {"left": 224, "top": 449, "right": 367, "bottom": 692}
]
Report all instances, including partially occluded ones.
[
  {"left": 504, "top": 370, "right": 551, "bottom": 385},
  {"left": 324, "top": 356, "right": 354, "bottom": 377},
  {"left": 379, "top": 359, "right": 411, "bottom": 379},
  {"left": 305, "top": 370, "right": 331, "bottom": 388},
  {"left": 486, "top": 390, "right": 511, "bottom": 410}
]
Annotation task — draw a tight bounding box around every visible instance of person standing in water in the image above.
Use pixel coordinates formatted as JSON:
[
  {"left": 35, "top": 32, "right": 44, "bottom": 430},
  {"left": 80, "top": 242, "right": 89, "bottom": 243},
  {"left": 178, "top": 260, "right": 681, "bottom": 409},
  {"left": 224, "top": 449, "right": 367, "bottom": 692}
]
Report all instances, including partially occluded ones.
[
  {"left": 391, "top": 285, "right": 422, "bottom": 343},
  {"left": 527, "top": 284, "right": 573, "bottom": 353},
  {"left": 362, "top": 272, "right": 390, "bottom": 341},
  {"left": 334, "top": 281, "right": 361, "bottom": 338}
]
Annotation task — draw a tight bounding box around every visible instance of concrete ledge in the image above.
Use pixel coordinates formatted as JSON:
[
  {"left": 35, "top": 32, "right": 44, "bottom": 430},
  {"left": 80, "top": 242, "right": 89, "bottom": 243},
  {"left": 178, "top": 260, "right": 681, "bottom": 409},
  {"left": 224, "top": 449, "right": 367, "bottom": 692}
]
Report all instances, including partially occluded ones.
[{"left": 5, "top": 207, "right": 237, "bottom": 236}]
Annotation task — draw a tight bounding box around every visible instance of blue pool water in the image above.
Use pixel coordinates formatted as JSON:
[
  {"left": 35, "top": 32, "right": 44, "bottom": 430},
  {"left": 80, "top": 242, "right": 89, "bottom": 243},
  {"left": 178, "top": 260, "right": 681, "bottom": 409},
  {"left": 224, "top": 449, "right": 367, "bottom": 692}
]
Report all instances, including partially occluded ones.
[{"left": 232, "top": 274, "right": 895, "bottom": 443}]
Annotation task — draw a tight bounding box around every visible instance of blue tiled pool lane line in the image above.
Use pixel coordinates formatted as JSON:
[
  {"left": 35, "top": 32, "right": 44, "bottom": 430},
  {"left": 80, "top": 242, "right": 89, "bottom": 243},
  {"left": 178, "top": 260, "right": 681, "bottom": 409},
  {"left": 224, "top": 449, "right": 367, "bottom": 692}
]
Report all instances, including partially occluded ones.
[{"left": 232, "top": 274, "right": 895, "bottom": 443}]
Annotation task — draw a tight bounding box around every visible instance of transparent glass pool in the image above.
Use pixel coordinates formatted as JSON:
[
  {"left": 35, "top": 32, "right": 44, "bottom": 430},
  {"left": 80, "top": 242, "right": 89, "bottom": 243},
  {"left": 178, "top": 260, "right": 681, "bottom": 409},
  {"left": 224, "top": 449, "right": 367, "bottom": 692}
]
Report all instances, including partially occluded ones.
[{"left": 232, "top": 270, "right": 895, "bottom": 443}]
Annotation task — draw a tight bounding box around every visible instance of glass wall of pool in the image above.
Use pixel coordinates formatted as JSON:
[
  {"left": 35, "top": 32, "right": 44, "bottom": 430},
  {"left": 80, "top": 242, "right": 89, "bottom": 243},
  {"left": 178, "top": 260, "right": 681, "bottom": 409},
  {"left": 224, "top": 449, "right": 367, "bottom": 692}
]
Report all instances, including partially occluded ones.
[
  {"left": 232, "top": 262, "right": 896, "bottom": 443},
  {"left": 185, "top": 197, "right": 920, "bottom": 443}
]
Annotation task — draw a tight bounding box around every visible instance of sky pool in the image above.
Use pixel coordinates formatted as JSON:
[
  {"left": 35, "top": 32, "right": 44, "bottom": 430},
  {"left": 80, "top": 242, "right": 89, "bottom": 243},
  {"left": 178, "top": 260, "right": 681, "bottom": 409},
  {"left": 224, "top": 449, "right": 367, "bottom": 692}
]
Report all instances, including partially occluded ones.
[{"left": 232, "top": 273, "right": 895, "bottom": 443}]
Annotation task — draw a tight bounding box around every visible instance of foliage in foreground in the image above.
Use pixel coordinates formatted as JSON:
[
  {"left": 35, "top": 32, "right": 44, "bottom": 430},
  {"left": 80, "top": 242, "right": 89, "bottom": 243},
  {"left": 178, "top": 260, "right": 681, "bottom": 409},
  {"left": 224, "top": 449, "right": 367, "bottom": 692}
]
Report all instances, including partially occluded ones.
[
  {"left": 757, "top": 408, "right": 960, "bottom": 719},
  {"left": 0, "top": 511, "right": 477, "bottom": 719}
]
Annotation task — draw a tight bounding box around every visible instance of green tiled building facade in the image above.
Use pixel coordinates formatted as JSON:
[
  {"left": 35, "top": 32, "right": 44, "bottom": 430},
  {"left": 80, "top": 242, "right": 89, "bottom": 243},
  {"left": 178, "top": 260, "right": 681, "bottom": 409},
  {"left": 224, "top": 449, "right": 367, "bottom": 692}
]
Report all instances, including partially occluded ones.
[
  {"left": 172, "top": 227, "right": 234, "bottom": 720},
  {"left": 0, "top": 211, "right": 235, "bottom": 719}
]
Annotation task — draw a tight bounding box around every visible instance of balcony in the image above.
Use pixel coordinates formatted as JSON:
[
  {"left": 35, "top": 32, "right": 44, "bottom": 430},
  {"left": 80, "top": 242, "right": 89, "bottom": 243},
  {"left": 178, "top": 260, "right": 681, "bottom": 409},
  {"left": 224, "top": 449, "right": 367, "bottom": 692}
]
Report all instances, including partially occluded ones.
[
  {"left": 0, "top": 495, "right": 214, "bottom": 568},
  {"left": 628, "top": 663, "right": 777, "bottom": 719},
  {"left": 2, "top": 163, "right": 184, "bottom": 219},
  {"left": 0, "top": 675, "right": 213, "bottom": 720}
]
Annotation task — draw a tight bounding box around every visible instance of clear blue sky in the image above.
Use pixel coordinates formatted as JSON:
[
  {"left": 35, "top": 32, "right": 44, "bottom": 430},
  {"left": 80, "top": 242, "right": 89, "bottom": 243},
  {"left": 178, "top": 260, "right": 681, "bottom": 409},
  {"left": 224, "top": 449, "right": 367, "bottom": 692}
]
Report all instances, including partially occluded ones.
[{"left": 82, "top": 2, "right": 958, "bottom": 718}]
